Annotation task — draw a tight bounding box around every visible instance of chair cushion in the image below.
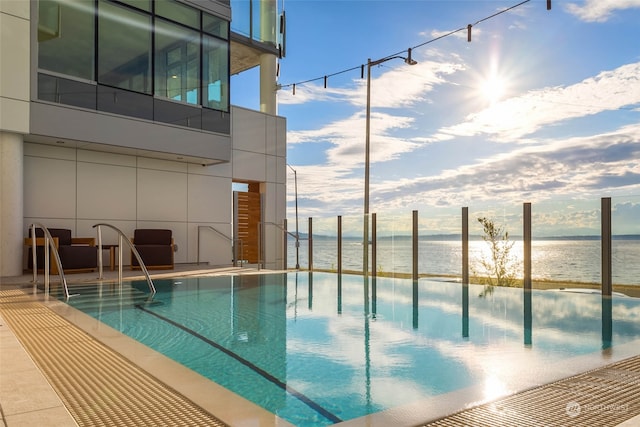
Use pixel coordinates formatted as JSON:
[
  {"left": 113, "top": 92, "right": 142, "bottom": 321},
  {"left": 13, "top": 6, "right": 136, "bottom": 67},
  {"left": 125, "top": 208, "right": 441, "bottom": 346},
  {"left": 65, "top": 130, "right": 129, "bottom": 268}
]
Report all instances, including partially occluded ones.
[
  {"left": 134, "top": 229, "right": 172, "bottom": 245},
  {"left": 58, "top": 246, "right": 98, "bottom": 269},
  {"left": 132, "top": 245, "right": 173, "bottom": 267}
]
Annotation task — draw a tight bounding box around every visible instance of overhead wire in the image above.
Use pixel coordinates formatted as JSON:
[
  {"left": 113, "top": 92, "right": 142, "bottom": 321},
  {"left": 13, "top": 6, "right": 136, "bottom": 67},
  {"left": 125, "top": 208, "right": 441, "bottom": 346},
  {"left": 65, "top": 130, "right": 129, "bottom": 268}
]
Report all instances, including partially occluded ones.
[{"left": 278, "top": 0, "right": 549, "bottom": 93}]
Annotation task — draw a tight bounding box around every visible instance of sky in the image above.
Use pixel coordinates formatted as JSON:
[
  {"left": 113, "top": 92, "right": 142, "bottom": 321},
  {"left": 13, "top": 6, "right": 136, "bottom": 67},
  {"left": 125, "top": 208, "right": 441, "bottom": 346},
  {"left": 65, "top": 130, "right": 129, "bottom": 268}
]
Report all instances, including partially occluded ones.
[{"left": 232, "top": 0, "right": 640, "bottom": 236}]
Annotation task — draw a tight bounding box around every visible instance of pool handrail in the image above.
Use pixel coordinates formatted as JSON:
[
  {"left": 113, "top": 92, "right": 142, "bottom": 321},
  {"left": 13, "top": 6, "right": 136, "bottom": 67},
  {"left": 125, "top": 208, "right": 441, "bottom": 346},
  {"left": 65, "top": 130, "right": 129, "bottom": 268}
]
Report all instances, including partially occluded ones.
[
  {"left": 28, "top": 223, "right": 75, "bottom": 301},
  {"left": 93, "top": 223, "right": 156, "bottom": 295},
  {"left": 197, "top": 225, "right": 245, "bottom": 267}
]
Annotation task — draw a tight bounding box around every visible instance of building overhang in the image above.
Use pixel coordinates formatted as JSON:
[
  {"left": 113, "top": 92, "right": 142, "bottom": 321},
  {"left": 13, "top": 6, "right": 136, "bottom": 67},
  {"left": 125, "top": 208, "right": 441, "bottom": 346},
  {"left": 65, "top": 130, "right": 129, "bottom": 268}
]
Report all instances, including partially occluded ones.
[
  {"left": 29, "top": 102, "right": 231, "bottom": 166},
  {"left": 230, "top": 32, "right": 279, "bottom": 75}
]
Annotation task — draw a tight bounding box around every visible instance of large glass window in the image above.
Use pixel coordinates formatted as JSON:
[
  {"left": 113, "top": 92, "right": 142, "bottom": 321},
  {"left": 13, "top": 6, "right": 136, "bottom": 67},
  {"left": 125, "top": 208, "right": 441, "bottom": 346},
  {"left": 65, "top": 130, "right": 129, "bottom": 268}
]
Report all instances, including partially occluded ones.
[
  {"left": 38, "top": 0, "right": 95, "bottom": 80},
  {"left": 203, "top": 35, "right": 229, "bottom": 111},
  {"left": 37, "top": 0, "right": 230, "bottom": 131},
  {"left": 156, "top": 0, "right": 199, "bottom": 29},
  {"left": 203, "top": 12, "right": 229, "bottom": 39},
  {"left": 155, "top": 19, "right": 200, "bottom": 105},
  {"left": 98, "top": 1, "right": 152, "bottom": 93}
]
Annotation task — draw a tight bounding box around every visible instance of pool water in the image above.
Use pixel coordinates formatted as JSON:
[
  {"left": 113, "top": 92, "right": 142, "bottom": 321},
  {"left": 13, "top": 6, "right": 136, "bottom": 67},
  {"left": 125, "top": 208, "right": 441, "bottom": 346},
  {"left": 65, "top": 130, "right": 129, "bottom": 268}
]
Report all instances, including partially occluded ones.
[{"left": 67, "top": 273, "right": 640, "bottom": 426}]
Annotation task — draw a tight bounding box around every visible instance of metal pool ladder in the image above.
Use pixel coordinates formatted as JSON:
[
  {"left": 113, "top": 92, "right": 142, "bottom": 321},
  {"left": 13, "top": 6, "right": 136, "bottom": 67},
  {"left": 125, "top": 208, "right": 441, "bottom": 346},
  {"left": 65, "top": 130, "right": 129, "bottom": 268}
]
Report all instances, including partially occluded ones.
[
  {"left": 28, "top": 223, "right": 76, "bottom": 301},
  {"left": 93, "top": 223, "right": 156, "bottom": 296}
]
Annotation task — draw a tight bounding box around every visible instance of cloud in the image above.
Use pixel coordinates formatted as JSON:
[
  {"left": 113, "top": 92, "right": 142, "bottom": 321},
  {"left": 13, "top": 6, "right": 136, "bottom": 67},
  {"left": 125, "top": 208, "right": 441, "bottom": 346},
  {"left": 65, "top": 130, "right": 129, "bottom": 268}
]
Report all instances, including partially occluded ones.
[
  {"left": 370, "top": 123, "right": 640, "bottom": 211},
  {"left": 435, "top": 62, "right": 640, "bottom": 142},
  {"left": 280, "top": 53, "right": 464, "bottom": 108},
  {"left": 565, "top": 0, "right": 640, "bottom": 22}
]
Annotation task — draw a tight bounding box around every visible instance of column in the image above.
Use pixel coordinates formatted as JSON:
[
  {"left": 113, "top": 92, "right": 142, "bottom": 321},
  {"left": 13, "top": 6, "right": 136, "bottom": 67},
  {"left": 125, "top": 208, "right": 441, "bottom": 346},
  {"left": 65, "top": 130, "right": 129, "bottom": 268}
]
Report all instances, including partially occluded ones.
[{"left": 0, "top": 132, "right": 24, "bottom": 277}]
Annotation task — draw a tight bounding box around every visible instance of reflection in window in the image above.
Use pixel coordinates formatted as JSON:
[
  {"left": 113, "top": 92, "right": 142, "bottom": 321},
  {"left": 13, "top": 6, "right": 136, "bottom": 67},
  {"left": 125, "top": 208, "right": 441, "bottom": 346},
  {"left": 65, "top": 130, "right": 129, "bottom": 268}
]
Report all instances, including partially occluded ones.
[
  {"left": 38, "top": 0, "right": 94, "bottom": 80},
  {"left": 203, "top": 12, "right": 229, "bottom": 39},
  {"left": 98, "top": 1, "right": 152, "bottom": 93},
  {"left": 155, "top": 19, "right": 200, "bottom": 105},
  {"left": 203, "top": 35, "right": 229, "bottom": 111},
  {"left": 156, "top": 0, "right": 199, "bottom": 29}
]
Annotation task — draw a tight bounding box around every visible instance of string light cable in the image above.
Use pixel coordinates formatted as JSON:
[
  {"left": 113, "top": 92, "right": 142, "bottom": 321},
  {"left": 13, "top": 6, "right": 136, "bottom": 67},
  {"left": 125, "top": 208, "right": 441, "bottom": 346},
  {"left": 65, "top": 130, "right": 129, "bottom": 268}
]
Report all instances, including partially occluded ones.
[{"left": 278, "top": 0, "right": 550, "bottom": 94}]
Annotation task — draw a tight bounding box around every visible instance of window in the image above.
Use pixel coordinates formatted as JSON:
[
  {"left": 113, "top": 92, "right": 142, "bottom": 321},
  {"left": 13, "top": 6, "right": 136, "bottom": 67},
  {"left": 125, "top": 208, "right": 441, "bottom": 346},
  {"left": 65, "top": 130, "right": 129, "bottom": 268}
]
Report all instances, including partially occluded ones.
[
  {"left": 37, "top": 0, "right": 230, "bottom": 132},
  {"left": 98, "top": 1, "right": 152, "bottom": 93},
  {"left": 156, "top": 0, "right": 199, "bottom": 29},
  {"left": 155, "top": 19, "right": 200, "bottom": 105},
  {"left": 203, "top": 12, "right": 229, "bottom": 39},
  {"left": 203, "top": 35, "right": 229, "bottom": 111},
  {"left": 38, "top": 0, "right": 94, "bottom": 80}
]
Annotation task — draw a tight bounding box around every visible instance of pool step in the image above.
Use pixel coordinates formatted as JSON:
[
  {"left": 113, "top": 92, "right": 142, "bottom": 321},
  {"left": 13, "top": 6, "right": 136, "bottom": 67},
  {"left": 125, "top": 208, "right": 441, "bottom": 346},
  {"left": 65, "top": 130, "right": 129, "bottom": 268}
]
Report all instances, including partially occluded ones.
[{"left": 65, "top": 284, "right": 160, "bottom": 312}]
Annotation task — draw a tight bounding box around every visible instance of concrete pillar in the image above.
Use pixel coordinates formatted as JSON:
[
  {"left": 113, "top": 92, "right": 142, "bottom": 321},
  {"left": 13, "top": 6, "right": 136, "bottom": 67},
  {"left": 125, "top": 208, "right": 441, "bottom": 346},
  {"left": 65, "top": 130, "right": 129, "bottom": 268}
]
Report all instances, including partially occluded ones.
[
  {"left": 259, "top": 0, "right": 278, "bottom": 115},
  {"left": 260, "top": 53, "right": 277, "bottom": 115},
  {"left": 0, "top": 132, "right": 24, "bottom": 277}
]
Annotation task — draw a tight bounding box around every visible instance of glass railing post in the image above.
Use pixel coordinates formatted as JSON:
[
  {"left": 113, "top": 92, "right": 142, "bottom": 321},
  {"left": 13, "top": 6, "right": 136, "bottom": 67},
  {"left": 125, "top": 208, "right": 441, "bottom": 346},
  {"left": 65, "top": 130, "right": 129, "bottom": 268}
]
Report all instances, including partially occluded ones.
[{"left": 601, "top": 197, "right": 612, "bottom": 296}]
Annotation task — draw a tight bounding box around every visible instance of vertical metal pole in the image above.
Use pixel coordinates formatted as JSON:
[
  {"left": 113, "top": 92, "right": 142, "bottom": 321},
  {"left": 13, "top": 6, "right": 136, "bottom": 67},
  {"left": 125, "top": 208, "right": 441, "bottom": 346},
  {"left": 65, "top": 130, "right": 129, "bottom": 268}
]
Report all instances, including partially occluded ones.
[
  {"left": 308, "top": 217, "right": 313, "bottom": 271},
  {"left": 294, "top": 168, "right": 300, "bottom": 270},
  {"left": 284, "top": 219, "right": 288, "bottom": 270},
  {"left": 44, "top": 234, "right": 50, "bottom": 297},
  {"left": 97, "top": 225, "right": 104, "bottom": 279},
  {"left": 371, "top": 213, "right": 377, "bottom": 316},
  {"left": 412, "top": 210, "right": 418, "bottom": 281},
  {"left": 462, "top": 207, "right": 469, "bottom": 285},
  {"left": 523, "top": 203, "right": 532, "bottom": 346},
  {"left": 462, "top": 207, "right": 469, "bottom": 338},
  {"left": 371, "top": 213, "right": 377, "bottom": 277},
  {"left": 31, "top": 224, "right": 37, "bottom": 285},
  {"left": 118, "top": 234, "right": 123, "bottom": 286},
  {"left": 601, "top": 197, "right": 612, "bottom": 297},
  {"left": 523, "top": 203, "right": 532, "bottom": 291},
  {"left": 337, "top": 216, "right": 342, "bottom": 275},
  {"left": 363, "top": 59, "right": 372, "bottom": 278}
]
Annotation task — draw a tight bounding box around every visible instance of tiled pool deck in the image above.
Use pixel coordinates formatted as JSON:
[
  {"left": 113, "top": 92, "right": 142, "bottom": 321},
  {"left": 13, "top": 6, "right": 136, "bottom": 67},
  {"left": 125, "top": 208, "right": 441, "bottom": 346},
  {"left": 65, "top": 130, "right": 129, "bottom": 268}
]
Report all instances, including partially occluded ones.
[{"left": 2, "top": 265, "right": 640, "bottom": 427}]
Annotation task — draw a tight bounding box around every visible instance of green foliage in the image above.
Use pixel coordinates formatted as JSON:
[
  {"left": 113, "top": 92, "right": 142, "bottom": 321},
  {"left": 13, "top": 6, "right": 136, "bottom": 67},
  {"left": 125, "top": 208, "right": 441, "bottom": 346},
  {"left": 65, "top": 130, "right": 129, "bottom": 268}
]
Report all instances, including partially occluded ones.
[{"left": 475, "top": 216, "right": 519, "bottom": 297}]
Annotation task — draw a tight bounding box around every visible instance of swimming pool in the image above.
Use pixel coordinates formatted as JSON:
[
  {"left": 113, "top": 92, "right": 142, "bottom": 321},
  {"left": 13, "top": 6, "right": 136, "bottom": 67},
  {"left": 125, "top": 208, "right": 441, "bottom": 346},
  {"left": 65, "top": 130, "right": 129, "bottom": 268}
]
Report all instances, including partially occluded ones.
[{"left": 66, "top": 272, "right": 640, "bottom": 426}]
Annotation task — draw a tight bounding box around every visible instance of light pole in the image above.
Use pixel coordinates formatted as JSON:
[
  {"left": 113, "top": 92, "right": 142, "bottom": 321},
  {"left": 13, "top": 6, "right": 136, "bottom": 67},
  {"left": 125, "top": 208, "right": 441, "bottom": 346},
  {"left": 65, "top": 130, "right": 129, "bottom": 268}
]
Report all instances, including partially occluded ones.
[
  {"left": 287, "top": 163, "right": 300, "bottom": 269},
  {"left": 363, "top": 52, "right": 417, "bottom": 276}
]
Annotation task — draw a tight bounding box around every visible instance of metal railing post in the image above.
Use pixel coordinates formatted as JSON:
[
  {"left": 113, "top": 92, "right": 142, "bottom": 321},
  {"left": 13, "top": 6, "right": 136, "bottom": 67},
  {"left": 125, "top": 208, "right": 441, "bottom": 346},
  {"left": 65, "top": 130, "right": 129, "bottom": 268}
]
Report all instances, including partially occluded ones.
[
  {"left": 93, "top": 224, "right": 155, "bottom": 295},
  {"left": 372, "top": 213, "right": 377, "bottom": 277},
  {"left": 601, "top": 197, "right": 612, "bottom": 297},
  {"left": 308, "top": 217, "right": 313, "bottom": 271},
  {"left": 412, "top": 210, "right": 418, "bottom": 282},
  {"left": 337, "top": 216, "right": 342, "bottom": 275}
]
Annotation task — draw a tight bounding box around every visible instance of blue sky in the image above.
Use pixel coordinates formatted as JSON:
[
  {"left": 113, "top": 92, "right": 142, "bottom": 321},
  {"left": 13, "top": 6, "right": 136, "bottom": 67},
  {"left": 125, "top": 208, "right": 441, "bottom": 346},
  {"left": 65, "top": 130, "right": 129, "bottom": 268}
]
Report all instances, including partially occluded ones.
[{"left": 232, "top": 0, "right": 640, "bottom": 236}]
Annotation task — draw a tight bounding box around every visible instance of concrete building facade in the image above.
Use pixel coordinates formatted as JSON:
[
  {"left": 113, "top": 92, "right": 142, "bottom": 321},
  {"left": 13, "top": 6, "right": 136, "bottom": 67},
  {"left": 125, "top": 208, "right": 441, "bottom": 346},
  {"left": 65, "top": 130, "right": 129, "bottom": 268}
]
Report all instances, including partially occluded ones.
[{"left": 0, "top": 0, "right": 287, "bottom": 276}]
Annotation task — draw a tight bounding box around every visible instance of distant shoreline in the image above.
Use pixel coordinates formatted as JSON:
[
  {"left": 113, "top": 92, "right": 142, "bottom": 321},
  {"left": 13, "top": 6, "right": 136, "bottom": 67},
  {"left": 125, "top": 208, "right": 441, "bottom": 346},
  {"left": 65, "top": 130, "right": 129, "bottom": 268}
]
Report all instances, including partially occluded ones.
[{"left": 308, "top": 268, "right": 640, "bottom": 298}]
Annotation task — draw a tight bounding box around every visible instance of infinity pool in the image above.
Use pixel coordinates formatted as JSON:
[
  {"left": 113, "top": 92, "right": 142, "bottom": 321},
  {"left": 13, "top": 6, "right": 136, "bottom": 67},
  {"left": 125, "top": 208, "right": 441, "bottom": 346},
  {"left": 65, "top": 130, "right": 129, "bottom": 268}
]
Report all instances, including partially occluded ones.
[{"left": 67, "top": 272, "right": 640, "bottom": 426}]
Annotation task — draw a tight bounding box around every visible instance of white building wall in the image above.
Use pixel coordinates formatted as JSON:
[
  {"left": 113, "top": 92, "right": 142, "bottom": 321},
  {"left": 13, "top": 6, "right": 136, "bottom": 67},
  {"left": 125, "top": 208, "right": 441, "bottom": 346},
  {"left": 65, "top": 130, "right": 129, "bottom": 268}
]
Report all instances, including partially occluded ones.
[
  {"left": 230, "top": 107, "right": 287, "bottom": 269},
  {"left": 21, "top": 106, "right": 286, "bottom": 270}
]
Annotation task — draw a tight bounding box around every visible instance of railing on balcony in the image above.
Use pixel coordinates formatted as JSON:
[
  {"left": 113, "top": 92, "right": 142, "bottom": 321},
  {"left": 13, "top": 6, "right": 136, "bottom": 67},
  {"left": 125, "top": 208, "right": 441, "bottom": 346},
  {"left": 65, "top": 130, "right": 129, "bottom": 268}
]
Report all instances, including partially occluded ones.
[{"left": 230, "top": 0, "right": 283, "bottom": 49}]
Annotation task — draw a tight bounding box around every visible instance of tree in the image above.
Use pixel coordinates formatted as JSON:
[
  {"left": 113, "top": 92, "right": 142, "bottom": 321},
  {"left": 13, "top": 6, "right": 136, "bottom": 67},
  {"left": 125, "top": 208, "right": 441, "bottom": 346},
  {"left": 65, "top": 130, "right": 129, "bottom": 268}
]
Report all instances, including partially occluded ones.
[{"left": 475, "top": 216, "right": 519, "bottom": 297}]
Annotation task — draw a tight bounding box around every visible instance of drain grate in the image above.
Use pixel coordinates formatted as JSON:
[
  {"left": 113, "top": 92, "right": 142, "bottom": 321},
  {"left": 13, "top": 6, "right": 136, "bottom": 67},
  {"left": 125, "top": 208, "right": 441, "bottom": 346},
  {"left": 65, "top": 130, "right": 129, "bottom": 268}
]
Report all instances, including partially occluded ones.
[
  {"left": 424, "top": 355, "right": 640, "bottom": 427},
  {"left": 0, "top": 290, "right": 229, "bottom": 427}
]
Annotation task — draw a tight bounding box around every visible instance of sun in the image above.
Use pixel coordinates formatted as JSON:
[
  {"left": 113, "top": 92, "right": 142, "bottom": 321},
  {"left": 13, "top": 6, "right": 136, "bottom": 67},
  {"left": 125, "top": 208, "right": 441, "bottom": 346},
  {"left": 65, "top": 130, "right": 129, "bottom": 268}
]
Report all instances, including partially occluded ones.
[{"left": 479, "top": 74, "right": 507, "bottom": 105}]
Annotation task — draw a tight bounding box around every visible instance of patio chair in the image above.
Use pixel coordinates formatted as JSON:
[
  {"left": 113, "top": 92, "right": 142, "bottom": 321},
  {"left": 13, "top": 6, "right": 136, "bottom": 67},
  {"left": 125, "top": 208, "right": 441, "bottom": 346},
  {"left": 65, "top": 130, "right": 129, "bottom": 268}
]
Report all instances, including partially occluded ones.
[
  {"left": 131, "top": 229, "right": 175, "bottom": 270},
  {"left": 26, "top": 228, "right": 97, "bottom": 274}
]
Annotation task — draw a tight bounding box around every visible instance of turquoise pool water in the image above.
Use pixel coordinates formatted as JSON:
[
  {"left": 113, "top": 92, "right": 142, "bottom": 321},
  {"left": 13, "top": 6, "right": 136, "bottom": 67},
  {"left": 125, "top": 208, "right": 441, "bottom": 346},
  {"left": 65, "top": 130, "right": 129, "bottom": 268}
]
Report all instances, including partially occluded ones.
[{"left": 68, "top": 273, "right": 640, "bottom": 426}]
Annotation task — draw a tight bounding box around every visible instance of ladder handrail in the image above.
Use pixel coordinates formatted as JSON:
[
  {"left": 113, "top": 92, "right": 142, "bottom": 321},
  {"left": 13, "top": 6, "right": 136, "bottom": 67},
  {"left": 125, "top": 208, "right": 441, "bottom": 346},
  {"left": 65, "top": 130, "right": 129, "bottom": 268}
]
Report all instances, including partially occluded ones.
[
  {"left": 29, "top": 223, "right": 74, "bottom": 301},
  {"left": 197, "top": 225, "right": 244, "bottom": 267},
  {"left": 93, "top": 224, "right": 156, "bottom": 295}
]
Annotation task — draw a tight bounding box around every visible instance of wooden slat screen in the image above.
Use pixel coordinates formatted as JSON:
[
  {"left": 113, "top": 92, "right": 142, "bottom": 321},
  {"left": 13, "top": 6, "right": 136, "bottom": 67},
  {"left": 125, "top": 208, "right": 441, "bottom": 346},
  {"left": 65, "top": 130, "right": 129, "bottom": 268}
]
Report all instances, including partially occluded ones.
[{"left": 235, "top": 190, "right": 261, "bottom": 263}]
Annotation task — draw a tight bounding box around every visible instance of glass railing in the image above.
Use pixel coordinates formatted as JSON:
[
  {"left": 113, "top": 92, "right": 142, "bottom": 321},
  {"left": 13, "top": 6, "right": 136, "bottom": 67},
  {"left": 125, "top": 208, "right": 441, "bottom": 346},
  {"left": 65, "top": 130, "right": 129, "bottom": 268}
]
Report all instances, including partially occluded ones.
[
  {"left": 230, "top": 0, "right": 279, "bottom": 45},
  {"left": 286, "top": 196, "right": 640, "bottom": 293}
]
